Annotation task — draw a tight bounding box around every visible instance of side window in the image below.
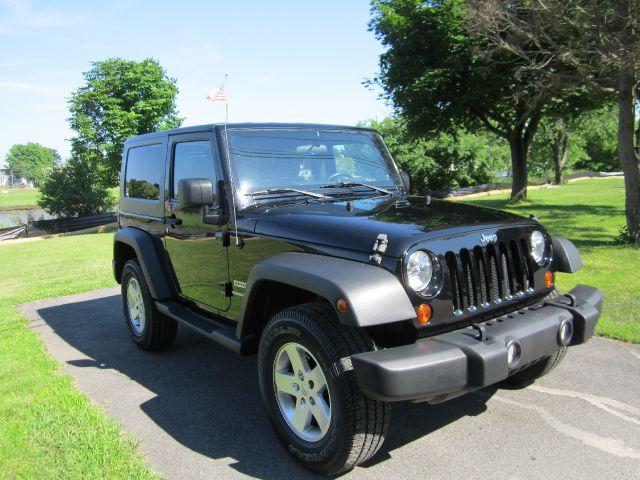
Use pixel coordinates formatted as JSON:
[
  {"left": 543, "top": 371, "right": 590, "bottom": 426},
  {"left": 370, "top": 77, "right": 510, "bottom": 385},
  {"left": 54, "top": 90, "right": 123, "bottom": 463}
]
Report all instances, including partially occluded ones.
[
  {"left": 172, "top": 141, "right": 217, "bottom": 199},
  {"left": 125, "top": 144, "right": 163, "bottom": 200}
]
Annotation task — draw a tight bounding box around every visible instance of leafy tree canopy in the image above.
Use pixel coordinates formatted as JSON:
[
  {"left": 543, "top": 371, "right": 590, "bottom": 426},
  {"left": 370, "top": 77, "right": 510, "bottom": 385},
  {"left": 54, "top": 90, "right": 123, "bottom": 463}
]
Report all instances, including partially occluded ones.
[
  {"left": 5, "top": 142, "right": 60, "bottom": 187},
  {"left": 362, "top": 116, "right": 510, "bottom": 192},
  {"left": 68, "top": 58, "right": 182, "bottom": 188},
  {"left": 368, "top": 0, "right": 598, "bottom": 201},
  {"left": 465, "top": 0, "right": 639, "bottom": 240}
]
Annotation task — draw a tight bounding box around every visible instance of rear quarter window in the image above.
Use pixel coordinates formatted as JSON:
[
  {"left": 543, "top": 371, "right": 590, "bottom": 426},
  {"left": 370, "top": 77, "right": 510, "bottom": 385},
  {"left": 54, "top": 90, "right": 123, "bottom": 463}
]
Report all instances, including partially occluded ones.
[{"left": 125, "top": 144, "right": 163, "bottom": 200}]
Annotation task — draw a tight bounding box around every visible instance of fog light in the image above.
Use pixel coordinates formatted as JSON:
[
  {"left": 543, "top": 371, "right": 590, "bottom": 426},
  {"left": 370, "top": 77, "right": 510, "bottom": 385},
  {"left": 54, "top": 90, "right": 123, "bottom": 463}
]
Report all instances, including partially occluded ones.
[
  {"left": 506, "top": 340, "right": 522, "bottom": 368},
  {"left": 558, "top": 319, "right": 573, "bottom": 346}
]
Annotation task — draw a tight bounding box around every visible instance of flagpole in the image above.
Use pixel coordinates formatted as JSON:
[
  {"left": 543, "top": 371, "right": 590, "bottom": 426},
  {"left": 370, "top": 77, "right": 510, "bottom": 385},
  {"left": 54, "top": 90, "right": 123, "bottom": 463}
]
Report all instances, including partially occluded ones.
[{"left": 224, "top": 73, "right": 229, "bottom": 124}]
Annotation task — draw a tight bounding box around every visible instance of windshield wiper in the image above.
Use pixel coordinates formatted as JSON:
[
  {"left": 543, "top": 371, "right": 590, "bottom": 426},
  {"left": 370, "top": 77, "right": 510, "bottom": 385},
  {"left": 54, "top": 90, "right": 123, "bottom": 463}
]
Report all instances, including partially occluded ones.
[
  {"left": 246, "top": 188, "right": 334, "bottom": 200},
  {"left": 319, "top": 182, "right": 393, "bottom": 196}
]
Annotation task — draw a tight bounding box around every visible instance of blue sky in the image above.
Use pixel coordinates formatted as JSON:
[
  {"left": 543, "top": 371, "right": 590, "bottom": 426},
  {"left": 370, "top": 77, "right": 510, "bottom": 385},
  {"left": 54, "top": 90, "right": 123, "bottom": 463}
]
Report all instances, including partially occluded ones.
[{"left": 0, "top": 0, "right": 391, "bottom": 165}]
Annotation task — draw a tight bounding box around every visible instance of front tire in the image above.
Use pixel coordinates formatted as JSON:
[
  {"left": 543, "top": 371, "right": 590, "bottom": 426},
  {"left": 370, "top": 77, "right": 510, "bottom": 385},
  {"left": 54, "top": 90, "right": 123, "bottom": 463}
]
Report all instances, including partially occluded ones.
[
  {"left": 121, "top": 259, "right": 177, "bottom": 350},
  {"left": 257, "top": 303, "right": 390, "bottom": 475}
]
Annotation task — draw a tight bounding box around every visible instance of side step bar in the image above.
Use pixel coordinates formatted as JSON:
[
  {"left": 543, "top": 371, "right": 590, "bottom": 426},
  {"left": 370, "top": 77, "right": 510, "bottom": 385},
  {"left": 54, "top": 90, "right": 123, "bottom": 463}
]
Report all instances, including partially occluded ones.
[{"left": 156, "top": 300, "right": 256, "bottom": 355}]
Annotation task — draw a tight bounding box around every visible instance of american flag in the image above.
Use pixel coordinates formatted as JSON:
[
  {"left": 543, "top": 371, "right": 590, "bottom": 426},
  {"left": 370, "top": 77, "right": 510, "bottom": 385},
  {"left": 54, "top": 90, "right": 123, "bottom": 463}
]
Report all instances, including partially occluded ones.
[{"left": 207, "top": 83, "right": 226, "bottom": 102}]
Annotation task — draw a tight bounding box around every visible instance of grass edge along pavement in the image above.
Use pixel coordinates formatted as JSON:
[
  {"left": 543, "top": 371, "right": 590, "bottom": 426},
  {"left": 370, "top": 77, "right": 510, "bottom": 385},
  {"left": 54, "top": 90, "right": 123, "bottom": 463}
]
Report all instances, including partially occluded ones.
[
  {"left": 456, "top": 177, "right": 639, "bottom": 343},
  {"left": 0, "top": 233, "right": 159, "bottom": 479}
]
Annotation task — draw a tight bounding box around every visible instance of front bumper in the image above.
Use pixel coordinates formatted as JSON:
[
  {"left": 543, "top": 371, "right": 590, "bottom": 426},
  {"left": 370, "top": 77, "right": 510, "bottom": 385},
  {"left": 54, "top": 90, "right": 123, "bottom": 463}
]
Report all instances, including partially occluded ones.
[{"left": 352, "top": 285, "right": 602, "bottom": 403}]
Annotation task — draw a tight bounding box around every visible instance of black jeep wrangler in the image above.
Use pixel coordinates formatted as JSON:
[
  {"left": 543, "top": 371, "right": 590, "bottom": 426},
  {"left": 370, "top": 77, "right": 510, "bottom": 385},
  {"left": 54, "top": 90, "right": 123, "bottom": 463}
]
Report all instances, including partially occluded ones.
[{"left": 113, "top": 123, "right": 602, "bottom": 475}]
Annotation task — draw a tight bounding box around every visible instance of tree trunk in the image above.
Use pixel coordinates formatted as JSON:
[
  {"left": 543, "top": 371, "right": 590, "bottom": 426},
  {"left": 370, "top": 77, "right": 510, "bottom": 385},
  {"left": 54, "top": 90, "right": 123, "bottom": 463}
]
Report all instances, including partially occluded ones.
[
  {"left": 617, "top": 71, "right": 640, "bottom": 239},
  {"left": 509, "top": 136, "right": 528, "bottom": 201},
  {"left": 509, "top": 112, "right": 541, "bottom": 202},
  {"left": 551, "top": 131, "right": 569, "bottom": 184}
]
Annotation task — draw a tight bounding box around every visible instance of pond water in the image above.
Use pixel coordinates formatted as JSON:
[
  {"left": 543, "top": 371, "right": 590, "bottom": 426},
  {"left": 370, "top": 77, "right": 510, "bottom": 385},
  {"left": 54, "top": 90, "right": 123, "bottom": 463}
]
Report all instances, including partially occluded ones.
[{"left": 0, "top": 208, "right": 54, "bottom": 227}]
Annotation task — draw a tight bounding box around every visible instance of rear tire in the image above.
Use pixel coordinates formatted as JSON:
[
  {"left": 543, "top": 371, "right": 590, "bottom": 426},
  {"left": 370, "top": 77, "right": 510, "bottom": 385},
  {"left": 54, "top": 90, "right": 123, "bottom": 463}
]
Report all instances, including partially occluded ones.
[
  {"left": 503, "top": 288, "right": 567, "bottom": 386},
  {"left": 121, "top": 259, "right": 177, "bottom": 350},
  {"left": 257, "top": 303, "right": 390, "bottom": 475}
]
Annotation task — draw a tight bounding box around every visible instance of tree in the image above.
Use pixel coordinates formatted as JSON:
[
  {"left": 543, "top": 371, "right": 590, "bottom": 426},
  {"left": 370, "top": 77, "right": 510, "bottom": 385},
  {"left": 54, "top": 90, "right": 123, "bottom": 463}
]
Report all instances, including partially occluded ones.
[
  {"left": 38, "top": 157, "right": 113, "bottom": 218},
  {"left": 68, "top": 58, "right": 182, "bottom": 188},
  {"left": 529, "top": 118, "right": 587, "bottom": 184},
  {"left": 465, "top": 0, "right": 640, "bottom": 239},
  {"left": 573, "top": 107, "right": 619, "bottom": 173},
  {"left": 5, "top": 142, "right": 59, "bottom": 187},
  {"left": 368, "top": 0, "right": 594, "bottom": 202},
  {"left": 362, "top": 116, "right": 510, "bottom": 192}
]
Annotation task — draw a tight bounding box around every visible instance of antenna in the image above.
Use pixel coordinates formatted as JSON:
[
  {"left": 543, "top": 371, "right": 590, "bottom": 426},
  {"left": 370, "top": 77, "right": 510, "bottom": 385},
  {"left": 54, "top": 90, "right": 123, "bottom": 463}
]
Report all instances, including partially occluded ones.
[{"left": 221, "top": 74, "right": 240, "bottom": 246}]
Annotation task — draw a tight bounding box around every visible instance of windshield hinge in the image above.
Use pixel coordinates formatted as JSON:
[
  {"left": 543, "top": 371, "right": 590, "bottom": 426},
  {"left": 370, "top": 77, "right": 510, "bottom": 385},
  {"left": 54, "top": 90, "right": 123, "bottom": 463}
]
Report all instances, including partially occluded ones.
[{"left": 369, "top": 233, "right": 389, "bottom": 265}]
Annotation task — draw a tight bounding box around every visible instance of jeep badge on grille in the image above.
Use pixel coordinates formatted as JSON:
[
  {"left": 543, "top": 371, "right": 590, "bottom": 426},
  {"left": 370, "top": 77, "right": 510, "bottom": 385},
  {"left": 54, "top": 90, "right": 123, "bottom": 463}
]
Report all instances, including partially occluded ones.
[{"left": 480, "top": 233, "right": 498, "bottom": 244}]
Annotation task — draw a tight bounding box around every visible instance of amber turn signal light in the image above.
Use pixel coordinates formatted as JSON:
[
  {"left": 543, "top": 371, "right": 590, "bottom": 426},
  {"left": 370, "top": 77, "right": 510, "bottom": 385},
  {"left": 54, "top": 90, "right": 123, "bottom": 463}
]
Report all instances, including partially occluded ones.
[
  {"left": 417, "top": 303, "right": 432, "bottom": 325},
  {"left": 545, "top": 271, "right": 554, "bottom": 288},
  {"left": 336, "top": 298, "right": 349, "bottom": 313}
]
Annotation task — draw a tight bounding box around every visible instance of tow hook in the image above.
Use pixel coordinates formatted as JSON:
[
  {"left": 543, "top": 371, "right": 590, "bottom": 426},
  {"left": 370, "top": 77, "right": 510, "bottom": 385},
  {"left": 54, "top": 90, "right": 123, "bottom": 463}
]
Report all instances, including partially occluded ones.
[{"left": 471, "top": 324, "right": 487, "bottom": 341}]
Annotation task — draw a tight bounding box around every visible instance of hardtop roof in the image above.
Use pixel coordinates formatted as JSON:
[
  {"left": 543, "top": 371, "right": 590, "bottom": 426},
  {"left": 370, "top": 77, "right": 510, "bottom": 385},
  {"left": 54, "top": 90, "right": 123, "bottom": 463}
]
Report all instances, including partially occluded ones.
[{"left": 124, "top": 122, "right": 378, "bottom": 144}]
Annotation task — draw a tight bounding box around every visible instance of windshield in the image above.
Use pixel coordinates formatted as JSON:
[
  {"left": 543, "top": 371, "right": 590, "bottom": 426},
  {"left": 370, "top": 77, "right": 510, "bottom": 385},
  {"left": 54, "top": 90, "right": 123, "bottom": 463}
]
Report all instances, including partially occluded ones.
[{"left": 225, "top": 128, "right": 403, "bottom": 206}]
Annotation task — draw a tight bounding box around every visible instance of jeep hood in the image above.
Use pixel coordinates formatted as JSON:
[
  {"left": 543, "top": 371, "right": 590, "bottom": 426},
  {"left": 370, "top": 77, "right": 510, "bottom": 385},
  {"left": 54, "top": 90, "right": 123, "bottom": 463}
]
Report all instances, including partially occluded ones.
[{"left": 248, "top": 196, "right": 532, "bottom": 257}]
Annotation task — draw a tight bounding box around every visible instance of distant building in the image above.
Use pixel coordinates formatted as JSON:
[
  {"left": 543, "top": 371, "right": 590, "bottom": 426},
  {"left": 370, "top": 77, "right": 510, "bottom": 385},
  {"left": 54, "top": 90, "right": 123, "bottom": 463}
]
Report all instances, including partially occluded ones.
[{"left": 0, "top": 168, "right": 33, "bottom": 187}]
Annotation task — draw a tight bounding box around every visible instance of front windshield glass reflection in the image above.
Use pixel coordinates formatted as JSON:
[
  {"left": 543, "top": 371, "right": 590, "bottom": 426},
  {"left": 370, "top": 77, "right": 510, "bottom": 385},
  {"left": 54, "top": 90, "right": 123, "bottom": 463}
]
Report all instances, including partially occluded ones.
[{"left": 226, "top": 128, "right": 402, "bottom": 206}]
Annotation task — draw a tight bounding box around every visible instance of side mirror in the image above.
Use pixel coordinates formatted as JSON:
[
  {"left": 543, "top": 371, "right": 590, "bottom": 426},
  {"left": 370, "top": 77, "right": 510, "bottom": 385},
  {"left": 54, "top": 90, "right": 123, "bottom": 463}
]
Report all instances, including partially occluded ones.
[
  {"left": 178, "top": 178, "right": 215, "bottom": 207},
  {"left": 178, "top": 178, "right": 227, "bottom": 226},
  {"left": 399, "top": 170, "right": 411, "bottom": 193}
]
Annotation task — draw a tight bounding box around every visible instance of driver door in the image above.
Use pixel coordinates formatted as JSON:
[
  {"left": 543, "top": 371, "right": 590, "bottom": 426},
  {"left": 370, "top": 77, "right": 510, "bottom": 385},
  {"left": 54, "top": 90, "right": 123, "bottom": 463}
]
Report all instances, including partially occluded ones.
[{"left": 164, "top": 134, "right": 230, "bottom": 313}]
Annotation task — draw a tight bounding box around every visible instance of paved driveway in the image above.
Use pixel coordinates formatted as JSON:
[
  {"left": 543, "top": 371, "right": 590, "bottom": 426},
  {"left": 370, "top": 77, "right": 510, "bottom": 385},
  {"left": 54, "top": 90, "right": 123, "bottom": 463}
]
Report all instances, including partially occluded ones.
[{"left": 22, "top": 288, "right": 640, "bottom": 479}]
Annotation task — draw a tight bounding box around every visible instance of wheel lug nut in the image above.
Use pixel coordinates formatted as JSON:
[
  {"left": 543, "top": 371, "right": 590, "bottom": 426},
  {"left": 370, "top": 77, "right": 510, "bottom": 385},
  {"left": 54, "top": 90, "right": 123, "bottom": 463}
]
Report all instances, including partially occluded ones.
[
  {"left": 292, "top": 383, "right": 299, "bottom": 392},
  {"left": 309, "top": 397, "right": 315, "bottom": 406},
  {"left": 298, "top": 371, "right": 304, "bottom": 381}
]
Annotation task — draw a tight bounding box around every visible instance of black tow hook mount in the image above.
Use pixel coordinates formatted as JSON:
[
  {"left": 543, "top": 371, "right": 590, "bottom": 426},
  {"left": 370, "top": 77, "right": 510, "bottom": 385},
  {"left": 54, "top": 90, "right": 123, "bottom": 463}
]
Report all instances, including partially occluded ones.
[
  {"left": 472, "top": 324, "right": 487, "bottom": 341},
  {"left": 544, "top": 294, "right": 589, "bottom": 344}
]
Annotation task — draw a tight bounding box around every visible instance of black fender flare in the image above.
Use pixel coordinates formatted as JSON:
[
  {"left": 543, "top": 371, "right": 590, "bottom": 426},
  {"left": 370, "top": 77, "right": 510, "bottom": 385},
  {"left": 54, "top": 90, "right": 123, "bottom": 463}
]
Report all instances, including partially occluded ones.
[
  {"left": 236, "top": 252, "right": 416, "bottom": 338},
  {"left": 551, "top": 236, "right": 583, "bottom": 273},
  {"left": 113, "top": 228, "right": 173, "bottom": 299}
]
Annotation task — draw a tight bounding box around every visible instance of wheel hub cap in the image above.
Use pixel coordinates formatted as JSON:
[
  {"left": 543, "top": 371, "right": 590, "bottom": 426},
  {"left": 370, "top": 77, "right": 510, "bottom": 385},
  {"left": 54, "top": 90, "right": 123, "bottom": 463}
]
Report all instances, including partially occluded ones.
[
  {"left": 126, "top": 277, "right": 145, "bottom": 334},
  {"left": 273, "top": 342, "right": 332, "bottom": 442}
]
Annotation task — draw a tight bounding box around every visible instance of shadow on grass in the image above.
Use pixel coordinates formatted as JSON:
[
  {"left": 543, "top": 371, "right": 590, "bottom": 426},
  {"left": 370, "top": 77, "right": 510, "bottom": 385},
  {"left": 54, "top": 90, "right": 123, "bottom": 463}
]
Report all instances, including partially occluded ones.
[{"left": 32, "top": 294, "right": 494, "bottom": 479}]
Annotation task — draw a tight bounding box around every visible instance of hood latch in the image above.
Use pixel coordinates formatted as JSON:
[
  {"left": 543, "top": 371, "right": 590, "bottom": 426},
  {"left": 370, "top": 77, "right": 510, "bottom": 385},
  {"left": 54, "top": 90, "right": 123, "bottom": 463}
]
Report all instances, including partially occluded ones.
[{"left": 369, "top": 233, "right": 388, "bottom": 265}]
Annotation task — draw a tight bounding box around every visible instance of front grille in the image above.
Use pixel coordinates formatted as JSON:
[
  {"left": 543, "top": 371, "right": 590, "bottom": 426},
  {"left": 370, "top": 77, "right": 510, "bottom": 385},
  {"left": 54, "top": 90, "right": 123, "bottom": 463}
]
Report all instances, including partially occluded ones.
[{"left": 445, "top": 239, "right": 535, "bottom": 314}]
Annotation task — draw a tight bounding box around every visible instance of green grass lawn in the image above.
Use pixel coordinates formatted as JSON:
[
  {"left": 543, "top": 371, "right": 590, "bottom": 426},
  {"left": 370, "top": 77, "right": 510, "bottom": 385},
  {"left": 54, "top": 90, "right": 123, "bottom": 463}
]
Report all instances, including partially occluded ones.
[
  {"left": 456, "top": 177, "right": 639, "bottom": 343},
  {"left": 0, "top": 233, "right": 158, "bottom": 479},
  {"left": 0, "top": 188, "right": 40, "bottom": 211}
]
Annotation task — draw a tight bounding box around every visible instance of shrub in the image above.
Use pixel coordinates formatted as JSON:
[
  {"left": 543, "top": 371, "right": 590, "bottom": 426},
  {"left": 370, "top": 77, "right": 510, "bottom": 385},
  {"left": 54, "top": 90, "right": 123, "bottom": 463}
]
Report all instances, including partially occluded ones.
[{"left": 38, "top": 157, "right": 114, "bottom": 218}]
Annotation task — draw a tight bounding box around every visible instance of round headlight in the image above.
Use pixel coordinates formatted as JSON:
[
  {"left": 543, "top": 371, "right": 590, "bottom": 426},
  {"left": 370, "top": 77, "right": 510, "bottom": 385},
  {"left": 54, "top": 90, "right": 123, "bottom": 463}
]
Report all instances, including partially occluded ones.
[
  {"left": 406, "top": 250, "right": 433, "bottom": 292},
  {"left": 530, "top": 230, "right": 547, "bottom": 265}
]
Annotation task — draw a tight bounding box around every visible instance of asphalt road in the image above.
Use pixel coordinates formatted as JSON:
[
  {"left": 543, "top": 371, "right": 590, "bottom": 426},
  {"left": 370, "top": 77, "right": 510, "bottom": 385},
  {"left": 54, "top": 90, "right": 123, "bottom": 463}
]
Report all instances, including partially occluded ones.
[{"left": 22, "top": 288, "right": 640, "bottom": 480}]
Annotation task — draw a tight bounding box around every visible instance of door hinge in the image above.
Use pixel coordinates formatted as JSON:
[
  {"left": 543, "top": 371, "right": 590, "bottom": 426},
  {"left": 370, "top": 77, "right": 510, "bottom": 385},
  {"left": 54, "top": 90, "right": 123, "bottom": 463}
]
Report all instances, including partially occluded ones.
[
  {"left": 216, "top": 231, "right": 231, "bottom": 247},
  {"left": 217, "top": 281, "right": 233, "bottom": 297}
]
